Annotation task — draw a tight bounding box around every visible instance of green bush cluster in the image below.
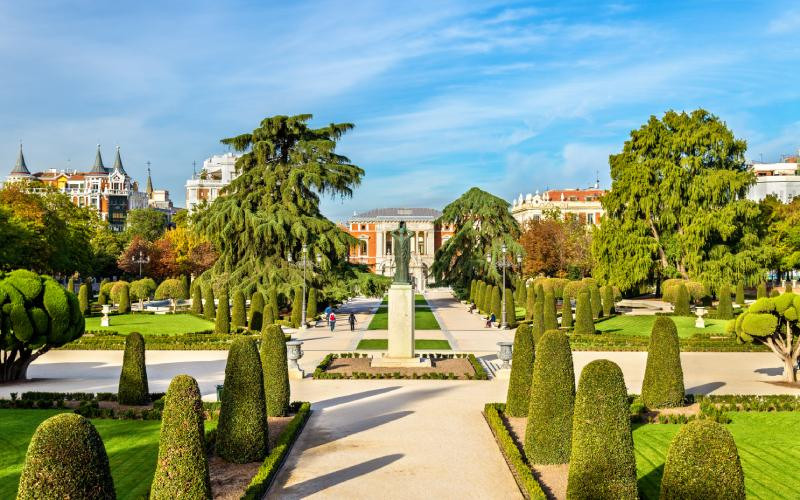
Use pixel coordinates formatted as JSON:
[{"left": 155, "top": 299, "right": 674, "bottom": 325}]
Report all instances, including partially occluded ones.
[
  {"left": 659, "top": 419, "right": 745, "bottom": 499},
  {"left": 716, "top": 284, "right": 733, "bottom": 320},
  {"left": 673, "top": 283, "right": 691, "bottom": 316},
  {"left": 505, "top": 324, "right": 534, "bottom": 417},
  {"left": 290, "top": 287, "right": 303, "bottom": 327},
  {"left": 150, "top": 375, "right": 211, "bottom": 499},
  {"left": 232, "top": 289, "right": 247, "bottom": 329},
  {"left": 118, "top": 332, "right": 149, "bottom": 405},
  {"left": 566, "top": 359, "right": 637, "bottom": 499},
  {"left": 17, "top": 413, "right": 115, "bottom": 498},
  {"left": 215, "top": 288, "right": 230, "bottom": 334},
  {"left": 524, "top": 330, "right": 575, "bottom": 464},
  {"left": 261, "top": 324, "right": 290, "bottom": 416},
  {"left": 216, "top": 337, "right": 268, "bottom": 463},
  {"left": 641, "top": 317, "right": 684, "bottom": 408},
  {"left": 574, "top": 289, "right": 595, "bottom": 334},
  {"left": 202, "top": 285, "right": 215, "bottom": 320}
]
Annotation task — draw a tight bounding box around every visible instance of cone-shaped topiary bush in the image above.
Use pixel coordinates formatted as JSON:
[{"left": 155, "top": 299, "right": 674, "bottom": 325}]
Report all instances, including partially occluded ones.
[
  {"left": 491, "top": 286, "right": 502, "bottom": 320},
  {"left": 261, "top": 324, "right": 290, "bottom": 416},
  {"left": 215, "top": 288, "right": 230, "bottom": 334},
  {"left": 674, "top": 283, "right": 691, "bottom": 316},
  {"left": 263, "top": 303, "right": 275, "bottom": 326},
  {"left": 532, "top": 296, "right": 545, "bottom": 338},
  {"left": 589, "top": 283, "right": 602, "bottom": 318},
  {"left": 641, "top": 316, "right": 684, "bottom": 408},
  {"left": 231, "top": 289, "right": 246, "bottom": 329},
  {"left": 574, "top": 289, "right": 595, "bottom": 334},
  {"left": 716, "top": 284, "right": 733, "bottom": 320},
  {"left": 757, "top": 282, "right": 767, "bottom": 298},
  {"left": 602, "top": 285, "right": 615, "bottom": 317},
  {"left": 118, "top": 332, "right": 149, "bottom": 405},
  {"left": 543, "top": 290, "right": 558, "bottom": 331},
  {"left": 524, "top": 330, "right": 575, "bottom": 464},
  {"left": 483, "top": 284, "right": 492, "bottom": 314},
  {"left": 735, "top": 282, "right": 745, "bottom": 306},
  {"left": 567, "top": 359, "right": 637, "bottom": 499},
  {"left": 78, "top": 283, "right": 89, "bottom": 316},
  {"left": 67, "top": 277, "right": 74, "bottom": 294},
  {"left": 191, "top": 285, "right": 202, "bottom": 314},
  {"left": 216, "top": 337, "right": 268, "bottom": 463},
  {"left": 268, "top": 288, "right": 279, "bottom": 322},
  {"left": 118, "top": 283, "right": 130, "bottom": 314},
  {"left": 561, "top": 294, "right": 573, "bottom": 329},
  {"left": 17, "top": 413, "right": 115, "bottom": 498},
  {"left": 290, "top": 287, "right": 303, "bottom": 328},
  {"left": 306, "top": 288, "right": 318, "bottom": 323},
  {"left": 786, "top": 280, "right": 793, "bottom": 293},
  {"left": 504, "top": 287, "right": 516, "bottom": 327},
  {"left": 150, "top": 375, "right": 211, "bottom": 499},
  {"left": 249, "top": 291, "right": 264, "bottom": 331},
  {"left": 526, "top": 284, "right": 535, "bottom": 320},
  {"left": 659, "top": 419, "right": 745, "bottom": 500},
  {"left": 469, "top": 279, "right": 476, "bottom": 302},
  {"left": 180, "top": 275, "right": 190, "bottom": 300},
  {"left": 505, "top": 324, "right": 534, "bottom": 417},
  {"left": 203, "top": 285, "right": 215, "bottom": 320}
]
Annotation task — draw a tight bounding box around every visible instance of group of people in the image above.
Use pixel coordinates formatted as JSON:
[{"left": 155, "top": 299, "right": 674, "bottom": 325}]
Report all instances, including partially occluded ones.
[
  {"left": 468, "top": 303, "right": 497, "bottom": 328},
  {"left": 322, "top": 305, "right": 357, "bottom": 332}
]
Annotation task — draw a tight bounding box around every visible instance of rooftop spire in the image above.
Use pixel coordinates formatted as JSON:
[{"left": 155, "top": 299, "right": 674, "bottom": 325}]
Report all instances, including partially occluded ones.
[
  {"left": 146, "top": 162, "right": 153, "bottom": 197},
  {"left": 112, "top": 146, "right": 127, "bottom": 175},
  {"left": 11, "top": 142, "right": 31, "bottom": 175},
  {"left": 89, "top": 144, "right": 106, "bottom": 174}
]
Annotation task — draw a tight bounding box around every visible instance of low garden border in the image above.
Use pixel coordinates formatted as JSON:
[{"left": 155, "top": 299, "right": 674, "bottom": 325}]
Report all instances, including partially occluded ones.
[
  {"left": 241, "top": 401, "right": 311, "bottom": 499},
  {"left": 312, "top": 353, "right": 489, "bottom": 380}
]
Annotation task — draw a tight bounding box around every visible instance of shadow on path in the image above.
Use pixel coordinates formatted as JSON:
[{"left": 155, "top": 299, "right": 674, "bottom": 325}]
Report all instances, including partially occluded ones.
[
  {"left": 271, "top": 454, "right": 404, "bottom": 499},
  {"left": 685, "top": 381, "right": 725, "bottom": 395},
  {"left": 313, "top": 386, "right": 402, "bottom": 410},
  {"left": 302, "top": 410, "right": 415, "bottom": 450},
  {"left": 755, "top": 366, "right": 785, "bottom": 377}
]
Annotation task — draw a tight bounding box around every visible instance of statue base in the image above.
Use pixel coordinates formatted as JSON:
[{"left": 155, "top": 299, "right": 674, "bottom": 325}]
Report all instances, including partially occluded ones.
[{"left": 370, "top": 282, "right": 427, "bottom": 368}]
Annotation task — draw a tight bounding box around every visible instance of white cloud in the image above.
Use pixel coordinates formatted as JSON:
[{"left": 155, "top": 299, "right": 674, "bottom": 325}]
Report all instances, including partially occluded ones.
[{"left": 767, "top": 10, "right": 800, "bottom": 35}]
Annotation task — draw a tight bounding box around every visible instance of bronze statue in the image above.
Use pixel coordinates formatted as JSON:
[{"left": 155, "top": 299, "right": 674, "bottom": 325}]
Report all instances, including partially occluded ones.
[{"left": 391, "top": 221, "right": 412, "bottom": 284}]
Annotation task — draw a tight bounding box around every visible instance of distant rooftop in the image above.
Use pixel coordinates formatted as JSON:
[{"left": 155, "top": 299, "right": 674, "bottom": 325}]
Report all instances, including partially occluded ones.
[{"left": 350, "top": 207, "right": 441, "bottom": 221}]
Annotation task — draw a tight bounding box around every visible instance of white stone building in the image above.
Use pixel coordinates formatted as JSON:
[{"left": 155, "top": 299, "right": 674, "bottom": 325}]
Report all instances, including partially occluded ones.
[
  {"left": 747, "top": 155, "right": 800, "bottom": 203},
  {"left": 511, "top": 187, "right": 606, "bottom": 226},
  {"left": 185, "top": 152, "right": 241, "bottom": 212}
]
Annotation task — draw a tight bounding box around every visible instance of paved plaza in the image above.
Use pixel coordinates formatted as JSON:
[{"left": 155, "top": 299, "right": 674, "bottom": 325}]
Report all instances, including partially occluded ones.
[{"left": 2, "top": 290, "right": 798, "bottom": 498}]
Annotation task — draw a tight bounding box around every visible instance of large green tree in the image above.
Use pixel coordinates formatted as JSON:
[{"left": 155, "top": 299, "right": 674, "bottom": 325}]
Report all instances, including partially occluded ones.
[
  {"left": 593, "top": 109, "right": 771, "bottom": 292},
  {"left": 194, "top": 115, "right": 363, "bottom": 296},
  {"left": 124, "top": 208, "right": 168, "bottom": 242},
  {"left": 762, "top": 195, "right": 800, "bottom": 274},
  {"left": 432, "top": 187, "right": 522, "bottom": 291}
]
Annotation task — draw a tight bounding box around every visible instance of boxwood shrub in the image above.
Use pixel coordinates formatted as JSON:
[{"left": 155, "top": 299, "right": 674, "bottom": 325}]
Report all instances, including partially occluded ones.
[
  {"left": 215, "top": 288, "right": 230, "bottom": 334},
  {"left": 674, "top": 283, "right": 691, "bottom": 316},
  {"left": 574, "top": 289, "right": 595, "bottom": 335},
  {"left": 17, "top": 413, "right": 115, "bottom": 498},
  {"left": 118, "top": 332, "right": 149, "bottom": 405},
  {"left": 660, "top": 419, "right": 745, "bottom": 499},
  {"left": 216, "top": 337, "right": 268, "bottom": 463},
  {"left": 505, "top": 324, "right": 534, "bottom": 417},
  {"left": 232, "top": 289, "right": 247, "bottom": 330},
  {"left": 524, "top": 330, "right": 574, "bottom": 464},
  {"left": 566, "top": 359, "right": 637, "bottom": 499},
  {"left": 202, "top": 285, "right": 215, "bottom": 320},
  {"left": 261, "top": 324, "right": 290, "bottom": 417},
  {"left": 249, "top": 291, "right": 265, "bottom": 331},
  {"left": 716, "top": 284, "right": 734, "bottom": 320},
  {"left": 543, "top": 291, "right": 558, "bottom": 331},
  {"left": 641, "top": 316, "right": 684, "bottom": 408},
  {"left": 191, "top": 285, "right": 203, "bottom": 314},
  {"left": 602, "top": 284, "right": 615, "bottom": 317},
  {"left": 150, "top": 375, "right": 211, "bottom": 499}
]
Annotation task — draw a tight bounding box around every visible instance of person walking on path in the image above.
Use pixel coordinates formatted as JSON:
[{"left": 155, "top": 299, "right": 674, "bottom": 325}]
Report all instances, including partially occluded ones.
[
  {"left": 348, "top": 312, "right": 357, "bottom": 331},
  {"left": 324, "top": 305, "right": 332, "bottom": 327},
  {"left": 329, "top": 311, "right": 336, "bottom": 332}
]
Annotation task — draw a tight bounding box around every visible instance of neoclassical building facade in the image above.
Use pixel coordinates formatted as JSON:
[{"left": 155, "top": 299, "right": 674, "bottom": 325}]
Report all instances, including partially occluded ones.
[
  {"left": 343, "top": 208, "right": 455, "bottom": 289},
  {"left": 511, "top": 187, "right": 606, "bottom": 226}
]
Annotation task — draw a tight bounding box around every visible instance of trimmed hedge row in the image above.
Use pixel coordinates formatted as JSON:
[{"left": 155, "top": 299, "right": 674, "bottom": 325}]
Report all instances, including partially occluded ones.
[{"left": 311, "top": 353, "right": 489, "bottom": 380}]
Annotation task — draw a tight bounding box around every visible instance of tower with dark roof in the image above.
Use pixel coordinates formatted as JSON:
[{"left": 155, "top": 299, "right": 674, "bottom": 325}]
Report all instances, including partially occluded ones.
[
  {"left": 88, "top": 144, "right": 106, "bottom": 174},
  {"left": 7, "top": 143, "right": 33, "bottom": 181},
  {"left": 112, "top": 146, "right": 127, "bottom": 175}
]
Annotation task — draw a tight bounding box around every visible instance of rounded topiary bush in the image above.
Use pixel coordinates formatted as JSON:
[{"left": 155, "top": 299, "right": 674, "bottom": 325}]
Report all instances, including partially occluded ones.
[
  {"left": 216, "top": 337, "right": 268, "bottom": 463},
  {"left": 17, "top": 413, "right": 115, "bottom": 499},
  {"left": 524, "top": 330, "right": 575, "bottom": 464},
  {"left": 202, "top": 285, "right": 215, "bottom": 320},
  {"left": 191, "top": 284, "right": 202, "bottom": 314},
  {"left": 641, "top": 317, "right": 684, "bottom": 408},
  {"left": 150, "top": 375, "right": 211, "bottom": 499},
  {"left": 261, "top": 324, "right": 290, "bottom": 417},
  {"left": 567, "top": 359, "right": 637, "bottom": 500},
  {"left": 231, "top": 289, "right": 246, "bottom": 329},
  {"left": 674, "top": 283, "right": 691, "bottom": 316},
  {"left": 574, "top": 289, "right": 595, "bottom": 334},
  {"left": 118, "top": 332, "right": 149, "bottom": 405},
  {"left": 543, "top": 291, "right": 558, "bottom": 331},
  {"left": 249, "top": 291, "right": 264, "bottom": 330},
  {"left": 215, "top": 288, "right": 230, "bottom": 334},
  {"left": 78, "top": 283, "right": 90, "bottom": 316},
  {"left": 505, "top": 323, "right": 534, "bottom": 417},
  {"left": 716, "top": 284, "right": 733, "bottom": 320},
  {"left": 659, "top": 419, "right": 745, "bottom": 500}
]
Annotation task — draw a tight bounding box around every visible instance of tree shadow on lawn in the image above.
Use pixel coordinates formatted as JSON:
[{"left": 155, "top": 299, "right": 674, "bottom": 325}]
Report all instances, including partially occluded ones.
[
  {"left": 685, "top": 381, "right": 725, "bottom": 395},
  {"left": 276, "top": 454, "right": 404, "bottom": 498},
  {"left": 637, "top": 463, "right": 664, "bottom": 500}
]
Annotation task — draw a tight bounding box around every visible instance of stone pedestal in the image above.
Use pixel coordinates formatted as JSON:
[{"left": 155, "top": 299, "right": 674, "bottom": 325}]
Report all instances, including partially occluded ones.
[{"left": 372, "top": 283, "right": 431, "bottom": 368}]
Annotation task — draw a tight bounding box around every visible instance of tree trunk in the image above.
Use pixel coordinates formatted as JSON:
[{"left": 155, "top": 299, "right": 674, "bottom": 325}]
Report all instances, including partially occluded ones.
[
  {"left": 0, "top": 346, "right": 50, "bottom": 382},
  {"left": 784, "top": 357, "right": 797, "bottom": 383}
]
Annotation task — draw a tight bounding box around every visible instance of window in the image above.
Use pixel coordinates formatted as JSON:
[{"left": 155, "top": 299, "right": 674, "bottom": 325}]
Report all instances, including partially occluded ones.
[
  {"left": 360, "top": 224, "right": 367, "bottom": 231},
  {"left": 359, "top": 239, "right": 368, "bottom": 255},
  {"left": 587, "top": 213, "right": 594, "bottom": 224}
]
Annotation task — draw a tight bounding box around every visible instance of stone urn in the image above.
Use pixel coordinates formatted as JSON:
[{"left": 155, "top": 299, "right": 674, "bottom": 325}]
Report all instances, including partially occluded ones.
[
  {"left": 497, "top": 341, "right": 513, "bottom": 370},
  {"left": 286, "top": 340, "right": 305, "bottom": 379},
  {"left": 695, "top": 307, "right": 706, "bottom": 328},
  {"left": 101, "top": 304, "right": 111, "bottom": 327}
]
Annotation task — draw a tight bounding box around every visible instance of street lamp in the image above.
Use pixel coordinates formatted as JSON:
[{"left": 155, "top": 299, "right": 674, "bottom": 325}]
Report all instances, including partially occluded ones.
[
  {"left": 487, "top": 243, "right": 523, "bottom": 329},
  {"left": 289, "top": 245, "right": 323, "bottom": 330},
  {"left": 132, "top": 250, "right": 150, "bottom": 277}
]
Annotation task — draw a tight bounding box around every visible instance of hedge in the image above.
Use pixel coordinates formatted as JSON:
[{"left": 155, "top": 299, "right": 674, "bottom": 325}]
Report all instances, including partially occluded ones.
[
  {"left": 524, "top": 330, "right": 575, "bottom": 464},
  {"left": 660, "top": 419, "right": 745, "bottom": 499},
  {"left": 180, "top": 275, "right": 190, "bottom": 300},
  {"left": 566, "top": 359, "right": 637, "bottom": 499},
  {"left": 641, "top": 316, "right": 685, "bottom": 408},
  {"left": 155, "top": 278, "right": 183, "bottom": 303},
  {"left": 589, "top": 282, "right": 602, "bottom": 319},
  {"left": 735, "top": 282, "right": 745, "bottom": 306},
  {"left": 268, "top": 288, "right": 279, "bottom": 323},
  {"left": 118, "top": 332, "right": 149, "bottom": 405},
  {"left": 484, "top": 403, "right": 547, "bottom": 500},
  {"left": 118, "top": 283, "right": 130, "bottom": 314},
  {"left": 215, "top": 288, "right": 230, "bottom": 334},
  {"left": 202, "top": 285, "right": 215, "bottom": 320},
  {"left": 526, "top": 283, "right": 535, "bottom": 320},
  {"left": 505, "top": 324, "right": 534, "bottom": 417},
  {"left": 216, "top": 337, "right": 268, "bottom": 463},
  {"left": 241, "top": 402, "right": 311, "bottom": 500},
  {"left": 491, "top": 286, "right": 502, "bottom": 320},
  {"left": 306, "top": 288, "right": 318, "bottom": 323},
  {"left": 249, "top": 291, "right": 265, "bottom": 330},
  {"left": 543, "top": 290, "right": 558, "bottom": 331},
  {"left": 261, "top": 324, "right": 290, "bottom": 417},
  {"left": 504, "top": 287, "right": 516, "bottom": 327},
  {"left": 150, "top": 375, "right": 211, "bottom": 499},
  {"left": 757, "top": 282, "right": 767, "bottom": 298},
  {"left": 574, "top": 289, "right": 595, "bottom": 335},
  {"left": 674, "top": 283, "right": 691, "bottom": 316},
  {"left": 78, "top": 284, "right": 90, "bottom": 316},
  {"left": 532, "top": 296, "right": 544, "bottom": 338},
  {"left": 232, "top": 289, "right": 247, "bottom": 329},
  {"left": 561, "top": 295, "right": 573, "bottom": 329},
  {"left": 716, "top": 284, "right": 733, "bottom": 320},
  {"left": 16, "top": 413, "right": 115, "bottom": 498}
]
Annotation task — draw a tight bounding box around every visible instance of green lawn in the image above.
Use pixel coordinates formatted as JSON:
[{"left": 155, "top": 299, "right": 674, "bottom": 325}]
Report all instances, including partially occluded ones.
[
  {"left": 0, "top": 409, "right": 218, "bottom": 499},
  {"left": 368, "top": 295, "right": 440, "bottom": 330},
  {"left": 85, "top": 313, "right": 214, "bottom": 336},
  {"left": 356, "top": 339, "right": 451, "bottom": 350},
  {"left": 633, "top": 412, "right": 800, "bottom": 499},
  {"left": 595, "top": 314, "right": 728, "bottom": 338},
  {"left": 379, "top": 294, "right": 429, "bottom": 306}
]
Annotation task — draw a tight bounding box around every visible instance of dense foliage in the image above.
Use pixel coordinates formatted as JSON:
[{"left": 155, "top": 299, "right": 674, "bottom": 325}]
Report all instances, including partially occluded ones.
[
  {"left": 261, "top": 324, "right": 290, "bottom": 416},
  {"left": 573, "top": 289, "right": 595, "bottom": 334},
  {"left": 232, "top": 289, "right": 247, "bottom": 329},
  {"left": 733, "top": 293, "right": 800, "bottom": 381},
  {"left": 215, "top": 288, "right": 230, "bottom": 334},
  {"left": 518, "top": 208, "right": 592, "bottom": 278}
]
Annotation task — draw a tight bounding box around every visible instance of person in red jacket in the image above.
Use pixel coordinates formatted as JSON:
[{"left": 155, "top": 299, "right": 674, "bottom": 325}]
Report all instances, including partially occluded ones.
[{"left": 328, "top": 311, "right": 336, "bottom": 332}]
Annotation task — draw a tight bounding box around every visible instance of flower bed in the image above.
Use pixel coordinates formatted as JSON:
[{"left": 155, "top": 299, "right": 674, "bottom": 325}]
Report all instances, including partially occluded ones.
[{"left": 312, "top": 353, "right": 488, "bottom": 380}]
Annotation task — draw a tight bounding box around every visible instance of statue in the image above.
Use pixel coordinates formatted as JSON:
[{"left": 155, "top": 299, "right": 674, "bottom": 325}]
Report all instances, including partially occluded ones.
[{"left": 391, "top": 221, "right": 412, "bottom": 284}]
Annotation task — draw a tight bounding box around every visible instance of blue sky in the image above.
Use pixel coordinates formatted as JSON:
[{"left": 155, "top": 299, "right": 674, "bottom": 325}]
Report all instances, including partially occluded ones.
[{"left": 2, "top": 1, "right": 799, "bottom": 220}]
